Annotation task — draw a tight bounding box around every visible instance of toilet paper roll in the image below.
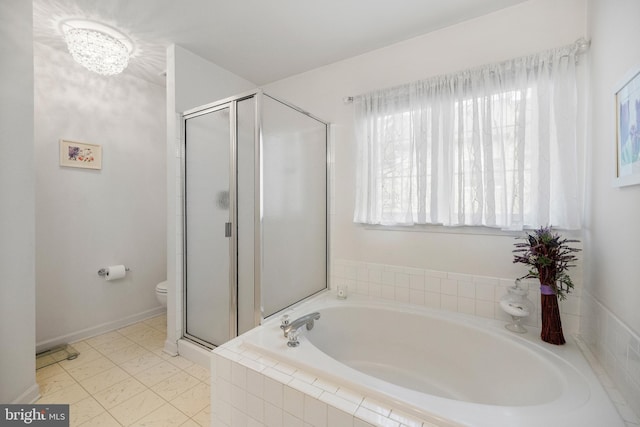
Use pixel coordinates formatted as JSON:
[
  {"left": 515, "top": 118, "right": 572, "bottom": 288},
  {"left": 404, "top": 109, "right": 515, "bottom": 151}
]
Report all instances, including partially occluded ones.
[{"left": 105, "top": 265, "right": 127, "bottom": 281}]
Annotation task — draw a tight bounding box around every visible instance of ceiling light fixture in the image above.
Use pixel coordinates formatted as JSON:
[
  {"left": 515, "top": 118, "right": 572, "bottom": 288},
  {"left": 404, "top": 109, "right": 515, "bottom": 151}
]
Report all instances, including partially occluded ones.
[{"left": 61, "top": 20, "right": 133, "bottom": 76}]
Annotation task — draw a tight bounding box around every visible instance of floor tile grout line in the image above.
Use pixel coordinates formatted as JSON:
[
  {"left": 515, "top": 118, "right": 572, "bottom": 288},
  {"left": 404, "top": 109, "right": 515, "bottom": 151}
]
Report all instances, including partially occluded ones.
[
  {"left": 38, "top": 360, "right": 117, "bottom": 426},
  {"left": 62, "top": 331, "right": 167, "bottom": 381},
  {"left": 72, "top": 367, "right": 119, "bottom": 427},
  {"left": 45, "top": 363, "right": 209, "bottom": 421},
  {"left": 35, "top": 315, "right": 211, "bottom": 427},
  {"left": 74, "top": 374, "right": 208, "bottom": 427}
]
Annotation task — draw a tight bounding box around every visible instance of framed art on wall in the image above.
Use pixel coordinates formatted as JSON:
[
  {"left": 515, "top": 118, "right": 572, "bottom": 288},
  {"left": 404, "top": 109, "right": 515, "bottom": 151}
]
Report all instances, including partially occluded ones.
[
  {"left": 59, "top": 139, "right": 102, "bottom": 170},
  {"left": 614, "top": 63, "right": 640, "bottom": 187}
]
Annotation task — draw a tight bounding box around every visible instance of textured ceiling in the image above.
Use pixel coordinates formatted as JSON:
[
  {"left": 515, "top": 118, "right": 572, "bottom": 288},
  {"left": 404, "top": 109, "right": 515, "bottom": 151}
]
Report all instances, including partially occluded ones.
[{"left": 33, "top": 0, "right": 527, "bottom": 87}]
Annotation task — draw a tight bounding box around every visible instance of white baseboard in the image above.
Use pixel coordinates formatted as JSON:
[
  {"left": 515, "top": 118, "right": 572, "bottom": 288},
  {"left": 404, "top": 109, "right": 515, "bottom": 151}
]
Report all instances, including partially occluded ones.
[
  {"left": 163, "top": 339, "right": 178, "bottom": 356},
  {"left": 177, "top": 338, "right": 213, "bottom": 368},
  {"left": 36, "top": 306, "right": 167, "bottom": 353},
  {"left": 13, "top": 383, "right": 40, "bottom": 404}
]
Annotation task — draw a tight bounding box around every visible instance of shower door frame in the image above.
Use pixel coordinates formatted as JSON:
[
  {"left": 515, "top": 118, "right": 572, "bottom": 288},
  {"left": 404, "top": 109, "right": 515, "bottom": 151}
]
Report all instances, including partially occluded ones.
[
  {"left": 181, "top": 89, "right": 331, "bottom": 348},
  {"left": 181, "top": 100, "right": 239, "bottom": 348},
  {"left": 256, "top": 92, "right": 332, "bottom": 321}
]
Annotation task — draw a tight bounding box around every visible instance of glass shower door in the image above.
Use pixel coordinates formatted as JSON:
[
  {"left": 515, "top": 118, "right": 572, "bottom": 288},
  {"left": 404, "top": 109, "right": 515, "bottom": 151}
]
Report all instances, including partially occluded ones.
[
  {"left": 184, "top": 106, "right": 234, "bottom": 347},
  {"left": 260, "top": 95, "right": 328, "bottom": 318}
]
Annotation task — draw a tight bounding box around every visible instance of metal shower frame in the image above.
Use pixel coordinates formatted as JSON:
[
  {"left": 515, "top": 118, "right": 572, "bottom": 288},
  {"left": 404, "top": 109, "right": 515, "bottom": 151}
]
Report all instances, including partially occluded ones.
[{"left": 181, "top": 89, "right": 331, "bottom": 348}]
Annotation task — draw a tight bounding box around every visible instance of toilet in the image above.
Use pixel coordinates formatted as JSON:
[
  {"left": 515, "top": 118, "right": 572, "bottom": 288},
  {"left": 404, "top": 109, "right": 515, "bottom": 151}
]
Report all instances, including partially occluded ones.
[{"left": 155, "top": 280, "right": 167, "bottom": 307}]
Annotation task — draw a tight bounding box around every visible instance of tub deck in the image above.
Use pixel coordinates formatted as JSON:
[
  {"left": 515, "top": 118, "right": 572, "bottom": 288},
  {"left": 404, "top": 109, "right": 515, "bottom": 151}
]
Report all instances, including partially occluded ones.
[{"left": 211, "top": 292, "right": 624, "bottom": 427}]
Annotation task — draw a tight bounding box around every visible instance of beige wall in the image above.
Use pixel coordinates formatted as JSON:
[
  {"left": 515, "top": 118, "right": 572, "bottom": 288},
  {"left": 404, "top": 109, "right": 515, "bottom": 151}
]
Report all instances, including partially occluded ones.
[
  {"left": 585, "top": 0, "right": 640, "bottom": 339},
  {"left": 0, "top": 0, "right": 38, "bottom": 403},
  {"left": 34, "top": 43, "right": 167, "bottom": 350},
  {"left": 265, "top": 0, "right": 587, "bottom": 279},
  {"left": 580, "top": 0, "right": 640, "bottom": 417}
]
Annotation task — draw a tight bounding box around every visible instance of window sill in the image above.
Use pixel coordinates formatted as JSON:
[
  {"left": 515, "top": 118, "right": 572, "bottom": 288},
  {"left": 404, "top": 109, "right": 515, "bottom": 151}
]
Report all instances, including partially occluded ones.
[{"left": 359, "top": 223, "right": 583, "bottom": 238}]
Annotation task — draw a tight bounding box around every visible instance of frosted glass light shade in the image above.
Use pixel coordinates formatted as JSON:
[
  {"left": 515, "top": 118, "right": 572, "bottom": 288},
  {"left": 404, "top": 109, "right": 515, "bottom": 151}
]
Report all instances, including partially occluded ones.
[{"left": 63, "top": 26, "right": 130, "bottom": 76}]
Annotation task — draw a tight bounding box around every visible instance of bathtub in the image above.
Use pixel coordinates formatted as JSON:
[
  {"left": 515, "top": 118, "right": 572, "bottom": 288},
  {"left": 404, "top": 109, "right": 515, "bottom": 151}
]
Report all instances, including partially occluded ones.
[{"left": 213, "top": 293, "right": 624, "bottom": 427}]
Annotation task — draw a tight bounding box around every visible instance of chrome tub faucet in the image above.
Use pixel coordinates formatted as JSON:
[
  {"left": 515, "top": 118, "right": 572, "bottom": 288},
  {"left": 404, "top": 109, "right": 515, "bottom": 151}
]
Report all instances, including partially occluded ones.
[{"left": 280, "top": 312, "right": 320, "bottom": 347}]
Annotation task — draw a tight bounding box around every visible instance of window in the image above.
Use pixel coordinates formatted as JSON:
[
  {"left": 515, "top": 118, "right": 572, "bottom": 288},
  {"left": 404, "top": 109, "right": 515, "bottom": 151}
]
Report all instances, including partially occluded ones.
[{"left": 354, "top": 41, "right": 587, "bottom": 230}]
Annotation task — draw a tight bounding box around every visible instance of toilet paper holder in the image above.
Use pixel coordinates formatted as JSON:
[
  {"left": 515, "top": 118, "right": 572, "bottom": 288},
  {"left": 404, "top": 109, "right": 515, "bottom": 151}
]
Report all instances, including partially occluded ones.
[{"left": 97, "top": 266, "right": 130, "bottom": 278}]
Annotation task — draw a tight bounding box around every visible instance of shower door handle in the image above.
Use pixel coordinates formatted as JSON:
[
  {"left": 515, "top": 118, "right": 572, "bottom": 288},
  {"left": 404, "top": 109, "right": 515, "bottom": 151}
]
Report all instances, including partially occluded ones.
[{"left": 225, "top": 222, "right": 232, "bottom": 238}]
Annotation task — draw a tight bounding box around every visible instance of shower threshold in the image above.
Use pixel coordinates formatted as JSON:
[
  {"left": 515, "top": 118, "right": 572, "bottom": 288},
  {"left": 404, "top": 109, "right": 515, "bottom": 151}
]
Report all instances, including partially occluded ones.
[{"left": 36, "top": 344, "right": 79, "bottom": 370}]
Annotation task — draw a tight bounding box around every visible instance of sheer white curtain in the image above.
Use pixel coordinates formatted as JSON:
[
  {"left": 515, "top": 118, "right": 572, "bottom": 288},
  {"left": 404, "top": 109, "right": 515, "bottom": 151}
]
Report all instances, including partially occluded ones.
[{"left": 353, "top": 41, "right": 588, "bottom": 230}]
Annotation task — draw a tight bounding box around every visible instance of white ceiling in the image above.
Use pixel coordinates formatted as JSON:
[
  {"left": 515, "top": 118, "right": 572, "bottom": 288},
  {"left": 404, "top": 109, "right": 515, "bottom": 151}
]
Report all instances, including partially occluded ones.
[{"left": 33, "top": 0, "right": 527, "bottom": 86}]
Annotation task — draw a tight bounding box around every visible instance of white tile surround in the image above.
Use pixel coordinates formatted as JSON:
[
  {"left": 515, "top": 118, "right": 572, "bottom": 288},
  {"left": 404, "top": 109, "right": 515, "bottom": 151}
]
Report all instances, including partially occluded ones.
[
  {"left": 210, "top": 259, "right": 639, "bottom": 427},
  {"left": 581, "top": 292, "right": 640, "bottom": 424},
  {"left": 330, "top": 259, "right": 582, "bottom": 335},
  {"left": 212, "top": 340, "right": 439, "bottom": 427},
  {"left": 329, "top": 259, "right": 639, "bottom": 424},
  {"left": 211, "top": 322, "right": 636, "bottom": 427}
]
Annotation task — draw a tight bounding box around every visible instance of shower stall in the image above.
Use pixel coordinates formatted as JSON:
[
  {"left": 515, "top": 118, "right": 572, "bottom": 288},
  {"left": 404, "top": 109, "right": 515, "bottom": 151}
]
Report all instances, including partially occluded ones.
[{"left": 182, "top": 90, "right": 329, "bottom": 348}]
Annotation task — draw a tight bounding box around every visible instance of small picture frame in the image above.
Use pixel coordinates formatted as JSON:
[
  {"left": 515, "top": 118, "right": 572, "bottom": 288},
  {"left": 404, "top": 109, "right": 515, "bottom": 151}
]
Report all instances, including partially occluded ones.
[
  {"left": 59, "top": 139, "right": 102, "bottom": 170},
  {"left": 614, "top": 63, "right": 640, "bottom": 187}
]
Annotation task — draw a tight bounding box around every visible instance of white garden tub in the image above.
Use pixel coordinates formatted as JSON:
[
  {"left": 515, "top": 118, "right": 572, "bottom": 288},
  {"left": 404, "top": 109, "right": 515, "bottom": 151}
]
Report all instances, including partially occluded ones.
[{"left": 239, "top": 293, "right": 623, "bottom": 427}]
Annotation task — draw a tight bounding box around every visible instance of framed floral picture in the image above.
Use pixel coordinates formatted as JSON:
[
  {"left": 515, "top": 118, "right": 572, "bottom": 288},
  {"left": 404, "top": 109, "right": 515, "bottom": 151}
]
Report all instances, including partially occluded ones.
[
  {"left": 614, "top": 63, "right": 640, "bottom": 187},
  {"left": 59, "top": 140, "right": 102, "bottom": 170}
]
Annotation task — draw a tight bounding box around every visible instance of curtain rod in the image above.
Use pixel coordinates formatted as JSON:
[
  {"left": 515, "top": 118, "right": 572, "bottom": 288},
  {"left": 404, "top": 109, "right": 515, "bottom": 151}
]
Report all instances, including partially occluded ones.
[{"left": 343, "top": 37, "right": 591, "bottom": 104}]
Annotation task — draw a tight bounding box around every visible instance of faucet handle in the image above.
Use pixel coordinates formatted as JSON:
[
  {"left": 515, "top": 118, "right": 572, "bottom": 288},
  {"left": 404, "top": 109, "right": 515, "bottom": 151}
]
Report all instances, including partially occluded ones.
[
  {"left": 280, "top": 314, "right": 290, "bottom": 329},
  {"left": 287, "top": 328, "right": 300, "bottom": 347},
  {"left": 280, "top": 315, "right": 290, "bottom": 337}
]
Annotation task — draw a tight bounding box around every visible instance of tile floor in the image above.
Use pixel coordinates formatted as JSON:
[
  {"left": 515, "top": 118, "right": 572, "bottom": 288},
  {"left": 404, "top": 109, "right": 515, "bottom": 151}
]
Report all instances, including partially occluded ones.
[{"left": 35, "top": 314, "right": 211, "bottom": 426}]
